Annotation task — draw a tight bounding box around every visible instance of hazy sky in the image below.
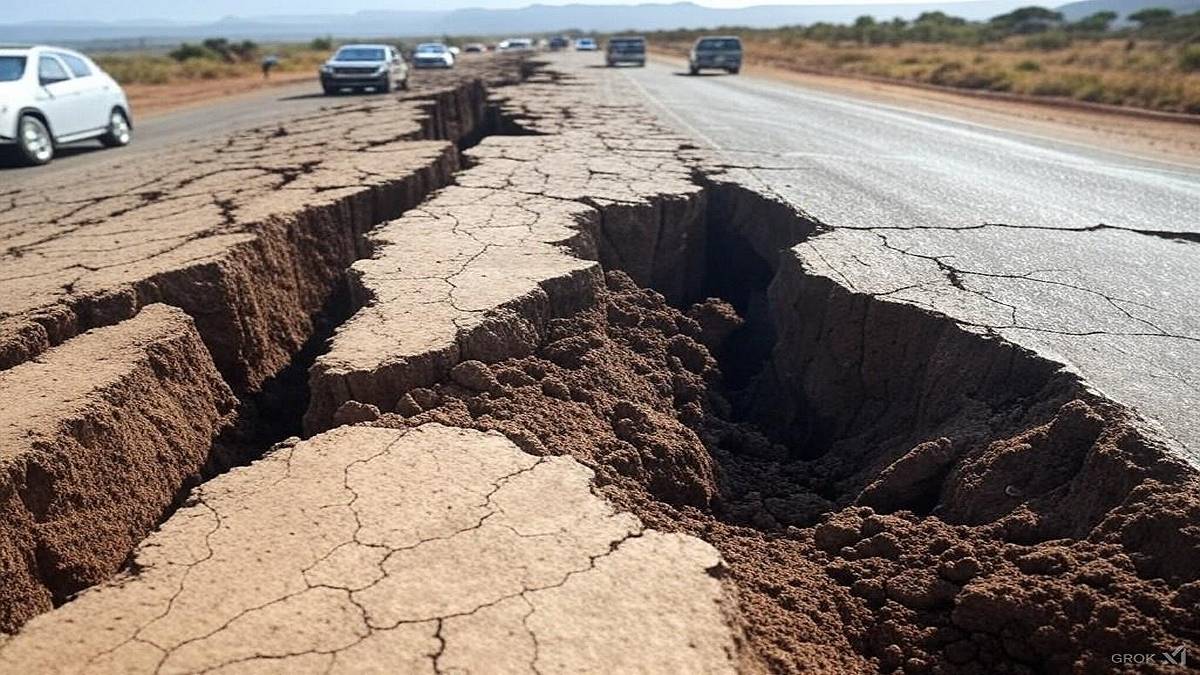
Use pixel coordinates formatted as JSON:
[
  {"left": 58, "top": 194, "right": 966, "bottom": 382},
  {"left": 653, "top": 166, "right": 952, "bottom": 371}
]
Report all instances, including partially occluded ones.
[{"left": 11, "top": 0, "right": 986, "bottom": 23}]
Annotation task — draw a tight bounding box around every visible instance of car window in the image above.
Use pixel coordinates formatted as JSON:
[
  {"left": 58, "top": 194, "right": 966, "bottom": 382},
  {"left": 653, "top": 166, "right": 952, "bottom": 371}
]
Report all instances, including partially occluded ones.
[
  {"left": 56, "top": 53, "right": 93, "bottom": 77},
  {"left": 334, "top": 48, "right": 386, "bottom": 61},
  {"left": 417, "top": 44, "right": 445, "bottom": 53},
  {"left": 38, "top": 55, "right": 70, "bottom": 83},
  {"left": 697, "top": 39, "right": 742, "bottom": 50},
  {"left": 0, "top": 56, "right": 26, "bottom": 82}
]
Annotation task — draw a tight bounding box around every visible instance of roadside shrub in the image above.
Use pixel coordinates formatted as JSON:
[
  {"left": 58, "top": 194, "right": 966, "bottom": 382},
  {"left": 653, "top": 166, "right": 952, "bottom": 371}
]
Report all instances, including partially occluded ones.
[
  {"left": 169, "top": 43, "right": 210, "bottom": 62},
  {"left": 1015, "top": 59, "right": 1041, "bottom": 71},
  {"left": 1030, "top": 72, "right": 1101, "bottom": 98},
  {"left": 1181, "top": 45, "right": 1200, "bottom": 72},
  {"left": 1023, "top": 31, "right": 1072, "bottom": 51}
]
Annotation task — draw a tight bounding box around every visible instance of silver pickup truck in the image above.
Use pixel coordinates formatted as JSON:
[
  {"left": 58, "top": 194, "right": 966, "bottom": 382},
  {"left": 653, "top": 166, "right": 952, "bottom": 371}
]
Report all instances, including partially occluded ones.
[
  {"left": 606, "top": 36, "right": 646, "bottom": 67},
  {"left": 319, "top": 44, "right": 409, "bottom": 95},
  {"left": 689, "top": 36, "right": 743, "bottom": 75}
]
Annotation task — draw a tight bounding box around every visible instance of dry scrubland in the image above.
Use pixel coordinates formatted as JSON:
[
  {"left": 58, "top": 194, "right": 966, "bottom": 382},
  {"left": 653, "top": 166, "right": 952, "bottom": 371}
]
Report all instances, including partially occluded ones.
[
  {"left": 651, "top": 8, "right": 1200, "bottom": 114},
  {"left": 94, "top": 43, "right": 328, "bottom": 84},
  {"left": 663, "top": 38, "right": 1200, "bottom": 113}
]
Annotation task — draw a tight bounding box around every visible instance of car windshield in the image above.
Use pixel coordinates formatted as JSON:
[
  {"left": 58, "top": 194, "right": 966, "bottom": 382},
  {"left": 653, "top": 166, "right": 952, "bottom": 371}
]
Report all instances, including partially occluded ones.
[
  {"left": 417, "top": 44, "right": 445, "bottom": 54},
  {"left": 0, "top": 56, "right": 26, "bottom": 82},
  {"left": 697, "top": 38, "right": 741, "bottom": 51},
  {"left": 611, "top": 40, "right": 644, "bottom": 50},
  {"left": 334, "top": 48, "right": 385, "bottom": 61}
]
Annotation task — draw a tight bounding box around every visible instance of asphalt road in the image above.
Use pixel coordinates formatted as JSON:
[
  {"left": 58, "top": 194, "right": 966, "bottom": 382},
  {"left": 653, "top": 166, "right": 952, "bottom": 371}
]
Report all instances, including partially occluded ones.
[
  {"left": 1, "top": 80, "right": 334, "bottom": 184},
  {"left": 618, "top": 58, "right": 1200, "bottom": 461}
]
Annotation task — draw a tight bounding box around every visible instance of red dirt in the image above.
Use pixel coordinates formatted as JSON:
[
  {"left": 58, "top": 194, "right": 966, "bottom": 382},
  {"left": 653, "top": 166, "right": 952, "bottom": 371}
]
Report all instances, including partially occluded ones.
[{"left": 367, "top": 270, "right": 1200, "bottom": 673}]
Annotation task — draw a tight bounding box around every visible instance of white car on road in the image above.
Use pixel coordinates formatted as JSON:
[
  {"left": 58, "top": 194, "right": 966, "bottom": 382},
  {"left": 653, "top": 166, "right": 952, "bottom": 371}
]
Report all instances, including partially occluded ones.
[
  {"left": 0, "top": 45, "right": 132, "bottom": 166},
  {"left": 412, "top": 43, "right": 455, "bottom": 69}
]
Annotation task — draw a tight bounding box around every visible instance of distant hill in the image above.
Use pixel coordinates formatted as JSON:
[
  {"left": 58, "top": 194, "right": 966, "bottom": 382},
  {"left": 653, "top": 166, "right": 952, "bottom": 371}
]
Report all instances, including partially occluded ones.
[
  {"left": 0, "top": 1, "right": 1026, "bottom": 44},
  {"left": 1057, "top": 0, "right": 1200, "bottom": 21},
  {"left": 2, "top": 0, "right": 1196, "bottom": 45}
]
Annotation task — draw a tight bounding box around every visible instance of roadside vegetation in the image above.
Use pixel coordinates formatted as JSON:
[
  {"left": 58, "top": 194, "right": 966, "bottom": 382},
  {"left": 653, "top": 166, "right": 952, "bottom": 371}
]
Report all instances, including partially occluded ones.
[
  {"left": 649, "top": 7, "right": 1200, "bottom": 114},
  {"left": 92, "top": 37, "right": 335, "bottom": 85}
]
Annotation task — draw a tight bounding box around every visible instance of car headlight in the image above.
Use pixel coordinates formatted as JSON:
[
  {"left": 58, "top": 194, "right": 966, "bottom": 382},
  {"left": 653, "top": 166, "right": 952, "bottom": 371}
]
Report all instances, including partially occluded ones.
[
  {"left": 377, "top": 64, "right": 389, "bottom": 73},
  {"left": 320, "top": 64, "right": 333, "bottom": 73}
]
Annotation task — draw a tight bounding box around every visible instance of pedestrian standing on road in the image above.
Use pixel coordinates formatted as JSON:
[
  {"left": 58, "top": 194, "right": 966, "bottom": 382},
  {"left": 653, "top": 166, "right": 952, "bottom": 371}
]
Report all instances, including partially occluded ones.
[{"left": 261, "top": 55, "right": 279, "bottom": 79}]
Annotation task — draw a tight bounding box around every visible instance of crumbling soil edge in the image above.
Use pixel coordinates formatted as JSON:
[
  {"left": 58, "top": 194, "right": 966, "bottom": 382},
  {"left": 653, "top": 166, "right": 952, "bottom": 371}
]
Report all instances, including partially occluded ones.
[{"left": 310, "top": 158, "right": 1200, "bottom": 671}]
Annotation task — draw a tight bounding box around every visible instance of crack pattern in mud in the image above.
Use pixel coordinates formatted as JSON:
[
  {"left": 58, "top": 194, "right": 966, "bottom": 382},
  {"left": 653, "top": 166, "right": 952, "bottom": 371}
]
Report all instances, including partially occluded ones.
[
  {"left": 0, "top": 62, "right": 521, "bottom": 391},
  {"left": 0, "top": 58, "right": 530, "bottom": 635},
  {"left": 0, "top": 425, "right": 742, "bottom": 674}
]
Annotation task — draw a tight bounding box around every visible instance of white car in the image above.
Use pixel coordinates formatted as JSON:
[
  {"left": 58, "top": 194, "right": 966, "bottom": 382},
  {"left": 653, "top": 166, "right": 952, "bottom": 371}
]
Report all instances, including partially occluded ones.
[
  {"left": 575, "top": 38, "right": 599, "bottom": 51},
  {"left": 0, "top": 45, "right": 131, "bottom": 166},
  {"left": 412, "top": 43, "right": 454, "bottom": 69},
  {"left": 499, "top": 39, "right": 534, "bottom": 52}
]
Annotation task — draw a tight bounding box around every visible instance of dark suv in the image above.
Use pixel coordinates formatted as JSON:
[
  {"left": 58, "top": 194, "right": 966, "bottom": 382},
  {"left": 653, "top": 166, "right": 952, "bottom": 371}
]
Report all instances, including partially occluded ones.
[
  {"left": 606, "top": 36, "right": 646, "bottom": 67},
  {"left": 689, "top": 36, "right": 742, "bottom": 75}
]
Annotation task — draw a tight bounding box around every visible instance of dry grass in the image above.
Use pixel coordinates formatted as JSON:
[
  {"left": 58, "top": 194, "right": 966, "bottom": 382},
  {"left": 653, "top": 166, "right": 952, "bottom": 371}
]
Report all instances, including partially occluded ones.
[
  {"left": 659, "top": 37, "right": 1200, "bottom": 114},
  {"left": 93, "top": 46, "right": 328, "bottom": 86}
]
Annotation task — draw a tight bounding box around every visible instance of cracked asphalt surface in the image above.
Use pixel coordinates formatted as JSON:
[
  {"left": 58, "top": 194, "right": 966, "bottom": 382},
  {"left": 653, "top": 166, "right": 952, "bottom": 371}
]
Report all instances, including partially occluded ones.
[{"left": 621, "top": 57, "right": 1200, "bottom": 462}]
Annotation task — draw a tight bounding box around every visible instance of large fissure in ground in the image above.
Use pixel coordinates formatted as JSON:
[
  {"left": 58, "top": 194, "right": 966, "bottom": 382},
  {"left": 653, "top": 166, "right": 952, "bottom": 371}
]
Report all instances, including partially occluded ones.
[
  {"left": 352, "top": 178, "right": 1200, "bottom": 673},
  {"left": 0, "top": 72, "right": 538, "bottom": 631},
  {"left": 224, "top": 93, "right": 530, "bottom": 454}
]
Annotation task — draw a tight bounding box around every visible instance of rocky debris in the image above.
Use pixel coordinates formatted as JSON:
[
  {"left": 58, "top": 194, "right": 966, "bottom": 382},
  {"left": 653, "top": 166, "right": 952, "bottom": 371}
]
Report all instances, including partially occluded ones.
[
  {"left": 0, "top": 305, "right": 236, "bottom": 632},
  {"left": 0, "top": 425, "right": 746, "bottom": 674},
  {"left": 331, "top": 400, "right": 381, "bottom": 426}
]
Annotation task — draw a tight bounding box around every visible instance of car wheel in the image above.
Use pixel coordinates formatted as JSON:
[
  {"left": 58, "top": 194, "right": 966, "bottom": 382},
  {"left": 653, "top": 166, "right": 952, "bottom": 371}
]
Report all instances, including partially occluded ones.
[
  {"left": 379, "top": 76, "right": 392, "bottom": 93},
  {"left": 689, "top": 65, "right": 699, "bottom": 75},
  {"left": 400, "top": 77, "right": 409, "bottom": 91},
  {"left": 16, "top": 115, "right": 54, "bottom": 166},
  {"left": 99, "top": 109, "right": 132, "bottom": 148},
  {"left": 728, "top": 67, "right": 740, "bottom": 75},
  {"left": 322, "top": 83, "right": 338, "bottom": 95}
]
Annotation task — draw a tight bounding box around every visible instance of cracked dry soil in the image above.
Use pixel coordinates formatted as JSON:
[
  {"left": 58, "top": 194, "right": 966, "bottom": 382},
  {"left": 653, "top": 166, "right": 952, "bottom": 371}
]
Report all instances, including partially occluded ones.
[{"left": 2, "top": 54, "right": 1199, "bottom": 675}]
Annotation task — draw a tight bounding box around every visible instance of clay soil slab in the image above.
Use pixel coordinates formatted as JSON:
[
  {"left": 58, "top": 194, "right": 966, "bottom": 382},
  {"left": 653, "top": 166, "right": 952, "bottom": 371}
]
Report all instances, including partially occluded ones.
[
  {"left": 0, "top": 424, "right": 740, "bottom": 674},
  {"left": 0, "top": 304, "right": 236, "bottom": 632}
]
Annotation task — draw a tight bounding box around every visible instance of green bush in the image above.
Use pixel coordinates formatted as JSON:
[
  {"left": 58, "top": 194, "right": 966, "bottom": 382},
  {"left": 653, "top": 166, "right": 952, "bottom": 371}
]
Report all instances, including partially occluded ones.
[
  {"left": 169, "top": 43, "right": 210, "bottom": 62},
  {"left": 1023, "top": 31, "right": 1072, "bottom": 50},
  {"left": 1015, "top": 59, "right": 1042, "bottom": 71}
]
